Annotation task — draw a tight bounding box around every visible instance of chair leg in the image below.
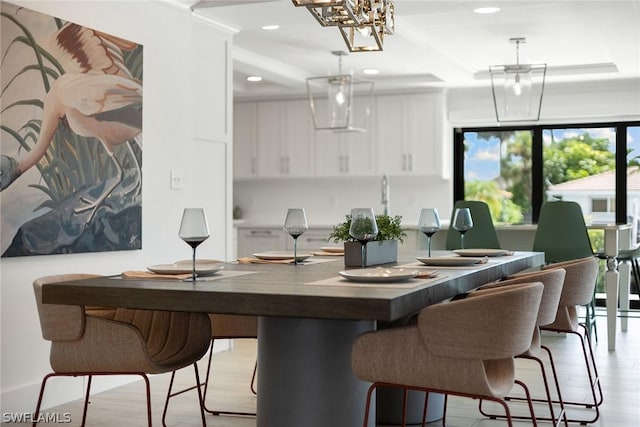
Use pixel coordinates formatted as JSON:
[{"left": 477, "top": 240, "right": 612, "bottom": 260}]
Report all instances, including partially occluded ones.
[
  {"left": 535, "top": 327, "right": 602, "bottom": 424},
  {"left": 204, "top": 339, "right": 256, "bottom": 416},
  {"left": 362, "top": 383, "right": 377, "bottom": 427},
  {"left": 193, "top": 363, "right": 207, "bottom": 427},
  {"left": 366, "top": 382, "right": 517, "bottom": 427},
  {"left": 250, "top": 360, "right": 257, "bottom": 395},
  {"left": 163, "top": 365, "right": 206, "bottom": 427},
  {"left": 32, "top": 373, "right": 55, "bottom": 427},
  {"left": 515, "top": 379, "right": 538, "bottom": 427},
  {"left": 421, "top": 392, "right": 429, "bottom": 427},
  {"left": 164, "top": 338, "right": 257, "bottom": 417},
  {"left": 400, "top": 387, "right": 408, "bottom": 427},
  {"left": 81, "top": 375, "right": 93, "bottom": 426},
  {"left": 162, "top": 371, "right": 179, "bottom": 427},
  {"left": 34, "top": 372, "right": 152, "bottom": 427},
  {"left": 513, "top": 354, "right": 568, "bottom": 427},
  {"left": 141, "top": 373, "right": 152, "bottom": 427}
]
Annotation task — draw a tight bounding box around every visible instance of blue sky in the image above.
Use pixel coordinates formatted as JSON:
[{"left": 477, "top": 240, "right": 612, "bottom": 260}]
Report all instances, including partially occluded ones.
[{"left": 464, "top": 126, "right": 640, "bottom": 181}]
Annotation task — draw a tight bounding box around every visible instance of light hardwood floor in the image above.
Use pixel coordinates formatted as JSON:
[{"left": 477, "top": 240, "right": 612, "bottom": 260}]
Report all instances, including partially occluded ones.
[{"left": 10, "top": 312, "right": 640, "bottom": 426}]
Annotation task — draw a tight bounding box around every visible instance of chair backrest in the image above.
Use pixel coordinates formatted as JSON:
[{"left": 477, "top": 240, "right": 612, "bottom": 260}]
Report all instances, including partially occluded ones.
[
  {"left": 445, "top": 200, "right": 501, "bottom": 250},
  {"left": 543, "top": 256, "right": 599, "bottom": 307},
  {"left": 533, "top": 200, "right": 594, "bottom": 262},
  {"left": 33, "top": 274, "right": 101, "bottom": 341},
  {"left": 489, "top": 268, "right": 565, "bottom": 327},
  {"left": 418, "top": 282, "right": 543, "bottom": 360}
]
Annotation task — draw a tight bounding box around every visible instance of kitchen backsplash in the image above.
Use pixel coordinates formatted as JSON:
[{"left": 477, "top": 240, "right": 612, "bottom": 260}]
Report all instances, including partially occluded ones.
[{"left": 233, "top": 175, "right": 453, "bottom": 226}]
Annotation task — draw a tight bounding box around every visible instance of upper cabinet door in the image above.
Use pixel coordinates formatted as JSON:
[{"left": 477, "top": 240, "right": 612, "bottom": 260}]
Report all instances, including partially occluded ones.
[
  {"left": 255, "top": 100, "right": 314, "bottom": 178},
  {"left": 375, "top": 95, "right": 407, "bottom": 175},
  {"left": 406, "top": 93, "right": 443, "bottom": 176},
  {"left": 283, "top": 100, "right": 314, "bottom": 177},
  {"left": 375, "top": 93, "right": 444, "bottom": 176},
  {"left": 233, "top": 102, "right": 258, "bottom": 179},
  {"left": 256, "top": 101, "right": 285, "bottom": 178}
]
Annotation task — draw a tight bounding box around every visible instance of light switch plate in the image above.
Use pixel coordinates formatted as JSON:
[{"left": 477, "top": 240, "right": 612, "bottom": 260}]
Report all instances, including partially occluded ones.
[{"left": 170, "top": 169, "right": 183, "bottom": 190}]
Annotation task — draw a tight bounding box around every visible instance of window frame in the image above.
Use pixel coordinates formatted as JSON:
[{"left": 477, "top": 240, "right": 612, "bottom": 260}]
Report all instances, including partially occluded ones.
[{"left": 454, "top": 121, "right": 640, "bottom": 224}]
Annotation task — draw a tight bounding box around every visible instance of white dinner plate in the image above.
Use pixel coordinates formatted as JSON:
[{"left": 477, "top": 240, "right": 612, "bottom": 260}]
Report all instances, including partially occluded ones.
[
  {"left": 321, "top": 246, "right": 344, "bottom": 253},
  {"left": 339, "top": 268, "right": 419, "bottom": 283},
  {"left": 416, "top": 256, "right": 484, "bottom": 266},
  {"left": 253, "top": 251, "right": 312, "bottom": 261},
  {"left": 453, "top": 249, "right": 509, "bottom": 257},
  {"left": 147, "top": 262, "right": 223, "bottom": 276}
]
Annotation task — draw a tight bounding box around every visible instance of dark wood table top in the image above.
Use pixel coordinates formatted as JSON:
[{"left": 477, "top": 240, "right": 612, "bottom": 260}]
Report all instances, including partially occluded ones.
[{"left": 42, "top": 251, "right": 544, "bottom": 322}]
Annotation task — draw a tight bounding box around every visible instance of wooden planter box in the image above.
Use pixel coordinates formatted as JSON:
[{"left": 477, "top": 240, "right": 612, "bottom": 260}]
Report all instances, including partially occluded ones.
[{"left": 344, "top": 240, "right": 398, "bottom": 267}]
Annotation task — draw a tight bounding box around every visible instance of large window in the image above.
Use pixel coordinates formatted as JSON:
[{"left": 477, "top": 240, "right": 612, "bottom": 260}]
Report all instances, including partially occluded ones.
[
  {"left": 459, "top": 130, "right": 532, "bottom": 224},
  {"left": 454, "top": 121, "right": 640, "bottom": 226}
]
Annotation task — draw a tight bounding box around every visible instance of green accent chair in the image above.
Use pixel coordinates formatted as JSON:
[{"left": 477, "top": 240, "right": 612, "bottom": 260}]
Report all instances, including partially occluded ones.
[
  {"left": 445, "top": 200, "right": 501, "bottom": 250},
  {"left": 532, "top": 200, "right": 598, "bottom": 341}
]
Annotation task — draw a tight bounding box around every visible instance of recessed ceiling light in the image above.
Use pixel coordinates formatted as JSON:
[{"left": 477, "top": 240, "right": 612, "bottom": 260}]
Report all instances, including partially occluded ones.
[
  {"left": 363, "top": 69, "right": 379, "bottom": 75},
  {"left": 247, "top": 76, "right": 262, "bottom": 82},
  {"left": 261, "top": 25, "right": 280, "bottom": 30},
  {"left": 473, "top": 7, "right": 501, "bottom": 14}
]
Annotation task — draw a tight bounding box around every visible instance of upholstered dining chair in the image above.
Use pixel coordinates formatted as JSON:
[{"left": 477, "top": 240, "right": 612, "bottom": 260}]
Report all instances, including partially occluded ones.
[
  {"left": 539, "top": 256, "right": 603, "bottom": 424},
  {"left": 352, "top": 282, "right": 544, "bottom": 427},
  {"left": 445, "top": 200, "right": 501, "bottom": 250},
  {"left": 532, "top": 200, "right": 599, "bottom": 340},
  {"left": 164, "top": 313, "right": 258, "bottom": 418},
  {"left": 33, "top": 274, "right": 212, "bottom": 427},
  {"left": 477, "top": 268, "right": 568, "bottom": 427}
]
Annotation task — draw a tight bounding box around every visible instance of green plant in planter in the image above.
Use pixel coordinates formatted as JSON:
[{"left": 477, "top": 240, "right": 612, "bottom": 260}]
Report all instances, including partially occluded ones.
[{"left": 328, "top": 214, "right": 407, "bottom": 243}]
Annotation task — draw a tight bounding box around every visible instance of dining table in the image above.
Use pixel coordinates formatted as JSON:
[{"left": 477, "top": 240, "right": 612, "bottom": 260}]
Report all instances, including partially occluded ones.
[{"left": 41, "top": 250, "right": 545, "bottom": 427}]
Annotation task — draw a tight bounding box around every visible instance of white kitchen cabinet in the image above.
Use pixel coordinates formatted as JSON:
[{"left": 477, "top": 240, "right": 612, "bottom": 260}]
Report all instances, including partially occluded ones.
[
  {"left": 283, "top": 100, "right": 314, "bottom": 177},
  {"left": 237, "top": 226, "right": 334, "bottom": 257},
  {"left": 376, "top": 93, "right": 443, "bottom": 176},
  {"left": 314, "top": 97, "right": 375, "bottom": 176},
  {"left": 256, "top": 100, "right": 314, "bottom": 178},
  {"left": 236, "top": 227, "right": 287, "bottom": 257},
  {"left": 233, "top": 102, "right": 258, "bottom": 179}
]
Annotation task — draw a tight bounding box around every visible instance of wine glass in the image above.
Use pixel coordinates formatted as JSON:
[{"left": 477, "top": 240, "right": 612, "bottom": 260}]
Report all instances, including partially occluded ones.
[
  {"left": 349, "top": 208, "right": 379, "bottom": 269},
  {"left": 283, "top": 208, "right": 309, "bottom": 265},
  {"left": 452, "top": 207, "right": 473, "bottom": 249},
  {"left": 179, "top": 208, "right": 210, "bottom": 282},
  {"left": 418, "top": 208, "right": 440, "bottom": 257}
]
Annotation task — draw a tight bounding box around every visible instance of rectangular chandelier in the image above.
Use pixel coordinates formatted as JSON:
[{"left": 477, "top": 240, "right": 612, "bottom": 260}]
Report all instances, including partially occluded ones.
[
  {"left": 489, "top": 38, "right": 547, "bottom": 122},
  {"left": 292, "top": 0, "right": 394, "bottom": 52},
  {"left": 306, "top": 51, "right": 374, "bottom": 132}
]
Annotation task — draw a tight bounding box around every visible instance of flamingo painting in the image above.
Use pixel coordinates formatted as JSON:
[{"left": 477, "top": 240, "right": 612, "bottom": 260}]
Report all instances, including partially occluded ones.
[
  {"left": 1, "top": 5, "right": 143, "bottom": 256},
  {"left": 1, "top": 72, "right": 142, "bottom": 220}
]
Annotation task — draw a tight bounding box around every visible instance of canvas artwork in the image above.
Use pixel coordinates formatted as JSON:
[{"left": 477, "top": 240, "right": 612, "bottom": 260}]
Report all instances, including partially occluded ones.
[{"left": 0, "top": 3, "right": 143, "bottom": 257}]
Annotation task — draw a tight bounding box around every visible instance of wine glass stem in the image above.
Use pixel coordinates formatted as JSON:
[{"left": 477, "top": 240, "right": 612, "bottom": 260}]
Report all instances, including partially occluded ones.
[
  {"left": 460, "top": 233, "right": 465, "bottom": 249},
  {"left": 293, "top": 237, "right": 298, "bottom": 265},
  {"left": 428, "top": 236, "right": 432, "bottom": 257},
  {"left": 361, "top": 243, "right": 366, "bottom": 269},
  {"left": 191, "top": 247, "right": 197, "bottom": 282}
]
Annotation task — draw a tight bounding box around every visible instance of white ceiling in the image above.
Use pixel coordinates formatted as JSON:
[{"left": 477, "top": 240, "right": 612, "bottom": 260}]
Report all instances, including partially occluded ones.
[{"left": 183, "top": 0, "right": 640, "bottom": 100}]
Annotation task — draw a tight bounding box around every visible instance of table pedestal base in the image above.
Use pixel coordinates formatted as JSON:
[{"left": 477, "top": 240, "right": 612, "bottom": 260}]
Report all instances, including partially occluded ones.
[{"left": 257, "top": 316, "right": 376, "bottom": 427}]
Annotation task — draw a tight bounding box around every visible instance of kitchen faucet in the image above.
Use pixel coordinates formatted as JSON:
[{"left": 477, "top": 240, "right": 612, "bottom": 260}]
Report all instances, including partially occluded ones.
[{"left": 381, "top": 174, "right": 390, "bottom": 216}]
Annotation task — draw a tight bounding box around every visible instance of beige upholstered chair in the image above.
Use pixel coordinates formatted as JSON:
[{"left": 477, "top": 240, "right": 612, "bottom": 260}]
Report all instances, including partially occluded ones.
[
  {"left": 352, "top": 282, "right": 544, "bottom": 427},
  {"left": 165, "top": 313, "right": 258, "bottom": 417},
  {"left": 477, "top": 268, "right": 567, "bottom": 427},
  {"left": 540, "top": 256, "right": 603, "bottom": 424},
  {"left": 33, "top": 274, "right": 212, "bottom": 427}
]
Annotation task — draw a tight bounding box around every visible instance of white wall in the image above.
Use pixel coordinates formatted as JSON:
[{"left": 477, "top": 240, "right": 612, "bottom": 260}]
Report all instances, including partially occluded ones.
[
  {"left": 233, "top": 77, "right": 640, "bottom": 227},
  {"left": 0, "top": 0, "right": 234, "bottom": 414}
]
